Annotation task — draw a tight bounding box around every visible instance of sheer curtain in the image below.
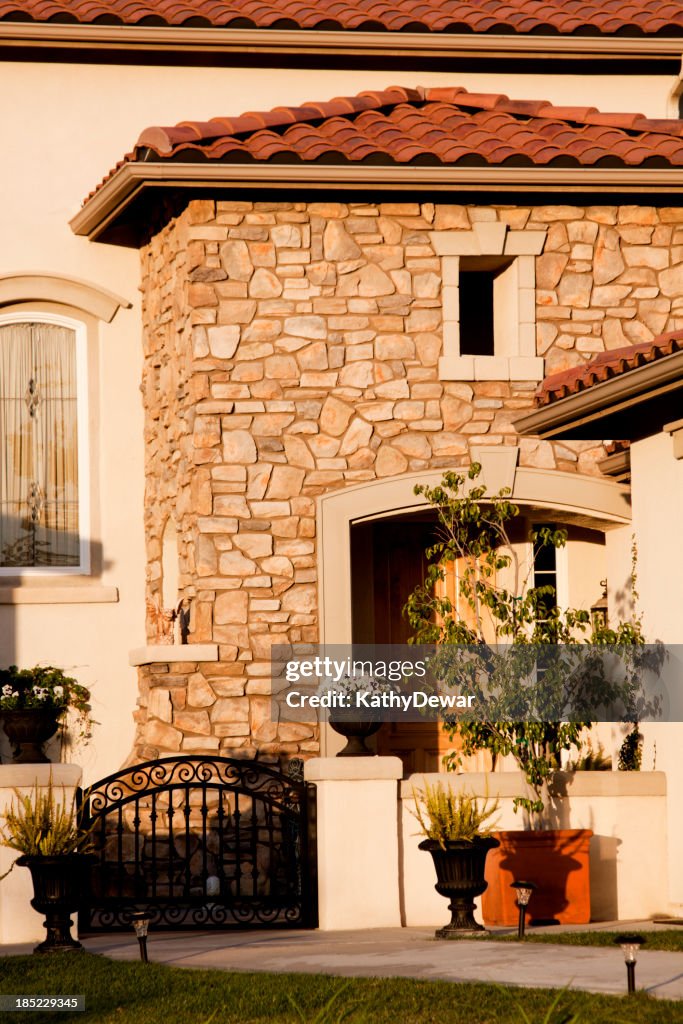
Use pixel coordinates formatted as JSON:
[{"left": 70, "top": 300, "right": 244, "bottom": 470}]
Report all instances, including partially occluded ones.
[{"left": 0, "top": 321, "right": 79, "bottom": 567}]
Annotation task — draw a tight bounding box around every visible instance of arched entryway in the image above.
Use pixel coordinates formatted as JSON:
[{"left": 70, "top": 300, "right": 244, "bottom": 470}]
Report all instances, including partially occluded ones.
[{"left": 318, "top": 447, "right": 631, "bottom": 769}]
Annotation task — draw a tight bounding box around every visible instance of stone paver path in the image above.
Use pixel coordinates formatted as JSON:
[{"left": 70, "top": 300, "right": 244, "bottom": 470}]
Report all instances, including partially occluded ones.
[
  {"left": 75, "top": 926, "right": 683, "bottom": 1001},
  {"left": 4, "top": 924, "right": 683, "bottom": 1001}
]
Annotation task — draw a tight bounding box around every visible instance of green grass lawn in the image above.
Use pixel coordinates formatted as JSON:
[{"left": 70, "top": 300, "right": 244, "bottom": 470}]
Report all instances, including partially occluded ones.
[
  {"left": 488, "top": 929, "right": 683, "bottom": 953},
  {"left": 1, "top": 953, "right": 682, "bottom": 1024}
]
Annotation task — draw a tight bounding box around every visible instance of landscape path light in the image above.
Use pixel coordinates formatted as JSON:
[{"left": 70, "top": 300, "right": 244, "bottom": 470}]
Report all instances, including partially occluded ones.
[
  {"left": 129, "top": 911, "right": 152, "bottom": 963},
  {"left": 614, "top": 933, "right": 645, "bottom": 994},
  {"left": 510, "top": 880, "right": 536, "bottom": 939}
]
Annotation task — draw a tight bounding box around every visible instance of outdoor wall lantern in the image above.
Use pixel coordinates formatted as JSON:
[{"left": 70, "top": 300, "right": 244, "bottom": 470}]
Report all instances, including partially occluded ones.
[
  {"left": 511, "top": 881, "right": 537, "bottom": 939},
  {"left": 129, "top": 911, "right": 152, "bottom": 963},
  {"left": 614, "top": 933, "right": 645, "bottom": 994},
  {"left": 591, "top": 580, "right": 608, "bottom": 631}
]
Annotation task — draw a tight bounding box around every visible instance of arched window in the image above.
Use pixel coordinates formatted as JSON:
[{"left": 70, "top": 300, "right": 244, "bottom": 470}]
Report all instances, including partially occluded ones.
[{"left": 0, "top": 312, "right": 89, "bottom": 573}]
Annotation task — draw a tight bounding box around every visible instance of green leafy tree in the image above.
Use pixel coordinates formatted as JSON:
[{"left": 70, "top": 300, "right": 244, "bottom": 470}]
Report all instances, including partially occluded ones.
[{"left": 404, "top": 465, "right": 660, "bottom": 820}]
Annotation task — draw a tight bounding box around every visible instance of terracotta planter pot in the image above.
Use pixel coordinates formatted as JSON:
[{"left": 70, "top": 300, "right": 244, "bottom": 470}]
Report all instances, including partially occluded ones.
[
  {"left": 1, "top": 708, "right": 61, "bottom": 764},
  {"left": 420, "top": 835, "right": 500, "bottom": 937},
  {"left": 482, "top": 828, "right": 593, "bottom": 926}
]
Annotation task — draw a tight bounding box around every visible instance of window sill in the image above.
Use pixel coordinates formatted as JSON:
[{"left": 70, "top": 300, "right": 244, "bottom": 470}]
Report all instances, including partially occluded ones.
[
  {"left": 0, "top": 585, "right": 119, "bottom": 605},
  {"left": 439, "top": 355, "right": 544, "bottom": 382},
  {"left": 129, "top": 644, "right": 219, "bottom": 667}
]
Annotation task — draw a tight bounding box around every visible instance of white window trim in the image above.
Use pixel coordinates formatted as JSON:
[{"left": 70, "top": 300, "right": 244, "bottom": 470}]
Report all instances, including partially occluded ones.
[
  {"left": 430, "top": 221, "right": 547, "bottom": 382},
  {"left": 0, "top": 311, "right": 91, "bottom": 577}
]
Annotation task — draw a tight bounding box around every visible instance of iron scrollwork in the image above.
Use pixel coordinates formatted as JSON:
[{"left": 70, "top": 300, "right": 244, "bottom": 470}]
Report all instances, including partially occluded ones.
[{"left": 78, "top": 756, "right": 317, "bottom": 932}]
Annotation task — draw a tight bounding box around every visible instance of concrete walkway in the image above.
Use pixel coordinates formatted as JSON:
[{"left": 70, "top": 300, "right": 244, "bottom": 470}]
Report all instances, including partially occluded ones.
[{"left": 5, "top": 923, "right": 683, "bottom": 1002}]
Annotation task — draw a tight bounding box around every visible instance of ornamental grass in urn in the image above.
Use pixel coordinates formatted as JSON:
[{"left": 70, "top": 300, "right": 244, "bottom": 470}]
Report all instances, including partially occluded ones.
[
  {"left": 413, "top": 781, "right": 500, "bottom": 937},
  {"left": 0, "top": 666, "right": 92, "bottom": 764},
  {"left": 1, "top": 780, "right": 94, "bottom": 953}
]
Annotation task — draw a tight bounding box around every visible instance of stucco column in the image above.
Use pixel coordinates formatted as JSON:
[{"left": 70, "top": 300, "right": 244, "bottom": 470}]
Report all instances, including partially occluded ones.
[
  {"left": 304, "top": 756, "right": 403, "bottom": 930},
  {"left": 0, "top": 764, "right": 82, "bottom": 945}
]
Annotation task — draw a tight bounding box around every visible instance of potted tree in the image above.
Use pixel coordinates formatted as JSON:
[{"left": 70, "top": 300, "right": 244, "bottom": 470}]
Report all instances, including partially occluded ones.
[
  {"left": 413, "top": 780, "right": 499, "bottom": 936},
  {"left": 404, "top": 465, "right": 661, "bottom": 925},
  {"left": 1, "top": 780, "right": 93, "bottom": 953},
  {"left": 0, "top": 666, "right": 92, "bottom": 764}
]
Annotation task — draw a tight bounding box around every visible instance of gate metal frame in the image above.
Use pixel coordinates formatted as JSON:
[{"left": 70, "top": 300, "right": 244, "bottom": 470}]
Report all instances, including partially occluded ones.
[{"left": 77, "top": 755, "right": 317, "bottom": 931}]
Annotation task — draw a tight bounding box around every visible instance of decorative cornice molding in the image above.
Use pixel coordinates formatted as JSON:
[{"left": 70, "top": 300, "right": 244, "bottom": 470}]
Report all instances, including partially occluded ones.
[{"left": 1, "top": 23, "right": 682, "bottom": 61}]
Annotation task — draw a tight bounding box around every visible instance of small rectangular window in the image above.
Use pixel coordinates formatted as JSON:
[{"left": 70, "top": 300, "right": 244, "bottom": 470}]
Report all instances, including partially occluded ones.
[
  {"left": 458, "top": 257, "right": 515, "bottom": 358},
  {"left": 459, "top": 271, "right": 494, "bottom": 356},
  {"left": 532, "top": 523, "right": 558, "bottom": 618},
  {"left": 0, "top": 318, "right": 86, "bottom": 571}
]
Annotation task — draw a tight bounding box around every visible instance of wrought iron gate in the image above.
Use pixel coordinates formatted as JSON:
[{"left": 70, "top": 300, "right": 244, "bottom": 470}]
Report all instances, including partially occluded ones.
[{"left": 78, "top": 756, "right": 317, "bottom": 931}]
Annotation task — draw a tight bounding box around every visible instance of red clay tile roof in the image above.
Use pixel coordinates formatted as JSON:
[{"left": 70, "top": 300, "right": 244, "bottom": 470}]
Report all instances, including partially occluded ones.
[
  {"left": 127, "top": 86, "right": 683, "bottom": 165},
  {"left": 604, "top": 439, "right": 631, "bottom": 455},
  {"left": 3, "top": 0, "right": 683, "bottom": 34},
  {"left": 537, "top": 332, "right": 683, "bottom": 407}
]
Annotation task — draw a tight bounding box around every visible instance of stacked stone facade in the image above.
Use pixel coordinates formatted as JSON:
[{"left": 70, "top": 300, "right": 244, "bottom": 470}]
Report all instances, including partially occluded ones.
[{"left": 134, "top": 198, "right": 683, "bottom": 762}]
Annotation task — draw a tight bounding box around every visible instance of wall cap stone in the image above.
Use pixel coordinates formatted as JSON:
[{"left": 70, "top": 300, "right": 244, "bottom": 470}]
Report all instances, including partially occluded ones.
[
  {"left": 0, "top": 764, "right": 82, "bottom": 789},
  {"left": 129, "top": 644, "right": 219, "bottom": 667},
  {"left": 305, "top": 756, "right": 403, "bottom": 781},
  {"left": 400, "top": 770, "right": 667, "bottom": 799}
]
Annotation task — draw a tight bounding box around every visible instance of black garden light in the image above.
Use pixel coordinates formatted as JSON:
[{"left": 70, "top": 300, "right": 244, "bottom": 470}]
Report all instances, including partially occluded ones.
[
  {"left": 614, "top": 933, "right": 645, "bottom": 994},
  {"left": 511, "top": 880, "right": 537, "bottom": 939},
  {"left": 129, "top": 911, "right": 152, "bottom": 963}
]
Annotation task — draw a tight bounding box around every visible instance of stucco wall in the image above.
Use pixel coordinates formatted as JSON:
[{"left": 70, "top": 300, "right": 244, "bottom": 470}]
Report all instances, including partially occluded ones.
[
  {"left": 620, "top": 434, "right": 683, "bottom": 908},
  {"left": 304, "top": 761, "right": 671, "bottom": 930},
  {"left": 400, "top": 771, "right": 669, "bottom": 925}
]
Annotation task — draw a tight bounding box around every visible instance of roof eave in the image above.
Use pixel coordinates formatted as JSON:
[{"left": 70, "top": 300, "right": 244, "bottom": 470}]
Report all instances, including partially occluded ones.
[
  {"left": 70, "top": 162, "right": 683, "bottom": 242},
  {"left": 597, "top": 448, "right": 631, "bottom": 481},
  {"left": 2, "top": 22, "right": 683, "bottom": 61},
  {"left": 515, "top": 349, "right": 683, "bottom": 439}
]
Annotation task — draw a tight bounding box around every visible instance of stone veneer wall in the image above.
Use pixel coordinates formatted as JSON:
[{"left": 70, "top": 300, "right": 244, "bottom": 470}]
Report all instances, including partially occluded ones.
[{"left": 134, "top": 199, "right": 683, "bottom": 763}]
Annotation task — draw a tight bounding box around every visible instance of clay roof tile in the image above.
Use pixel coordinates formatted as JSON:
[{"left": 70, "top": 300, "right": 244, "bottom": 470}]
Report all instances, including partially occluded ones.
[
  {"left": 9, "top": 0, "right": 683, "bottom": 35},
  {"left": 536, "top": 332, "right": 683, "bottom": 407},
  {"left": 88, "top": 84, "right": 683, "bottom": 201}
]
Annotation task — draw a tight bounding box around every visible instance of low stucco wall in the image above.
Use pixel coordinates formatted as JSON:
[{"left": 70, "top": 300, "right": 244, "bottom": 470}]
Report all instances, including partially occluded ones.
[{"left": 400, "top": 771, "right": 668, "bottom": 926}]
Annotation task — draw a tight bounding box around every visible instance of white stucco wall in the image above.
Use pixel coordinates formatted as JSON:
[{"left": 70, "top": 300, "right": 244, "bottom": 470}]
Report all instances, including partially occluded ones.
[
  {"left": 303, "top": 761, "right": 669, "bottom": 930},
  {"left": 621, "top": 433, "right": 683, "bottom": 909},
  {"left": 401, "top": 771, "right": 669, "bottom": 926}
]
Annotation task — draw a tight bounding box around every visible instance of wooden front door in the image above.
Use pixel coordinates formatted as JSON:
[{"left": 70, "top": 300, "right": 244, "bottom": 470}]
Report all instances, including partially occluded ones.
[{"left": 350, "top": 514, "right": 455, "bottom": 774}]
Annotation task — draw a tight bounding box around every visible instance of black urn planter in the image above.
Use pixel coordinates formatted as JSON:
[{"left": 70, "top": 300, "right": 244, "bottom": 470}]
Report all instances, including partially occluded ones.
[
  {"left": 1, "top": 709, "right": 61, "bottom": 764},
  {"left": 419, "top": 835, "right": 500, "bottom": 937},
  {"left": 329, "top": 717, "right": 382, "bottom": 756},
  {"left": 17, "top": 854, "right": 91, "bottom": 954}
]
